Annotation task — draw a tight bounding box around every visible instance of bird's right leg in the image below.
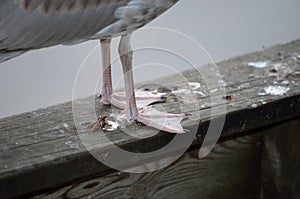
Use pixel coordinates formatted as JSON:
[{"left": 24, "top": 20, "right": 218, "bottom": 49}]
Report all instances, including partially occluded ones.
[
  {"left": 100, "top": 38, "right": 113, "bottom": 105},
  {"left": 100, "top": 38, "right": 166, "bottom": 110}
]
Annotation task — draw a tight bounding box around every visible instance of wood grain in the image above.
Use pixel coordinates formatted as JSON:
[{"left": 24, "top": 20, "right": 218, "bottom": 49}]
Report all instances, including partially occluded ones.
[
  {"left": 262, "top": 118, "right": 300, "bottom": 199},
  {"left": 1, "top": 40, "right": 300, "bottom": 198},
  {"left": 32, "top": 135, "right": 261, "bottom": 199}
]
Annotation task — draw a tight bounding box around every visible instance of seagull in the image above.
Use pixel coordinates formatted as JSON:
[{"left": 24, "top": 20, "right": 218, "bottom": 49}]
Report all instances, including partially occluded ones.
[{"left": 0, "top": 0, "right": 187, "bottom": 133}]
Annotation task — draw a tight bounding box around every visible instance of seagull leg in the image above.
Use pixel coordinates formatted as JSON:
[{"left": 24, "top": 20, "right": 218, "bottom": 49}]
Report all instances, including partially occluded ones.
[
  {"left": 100, "top": 39, "right": 113, "bottom": 105},
  {"left": 100, "top": 39, "right": 165, "bottom": 109},
  {"left": 118, "top": 34, "right": 187, "bottom": 133},
  {"left": 118, "top": 34, "right": 139, "bottom": 121}
]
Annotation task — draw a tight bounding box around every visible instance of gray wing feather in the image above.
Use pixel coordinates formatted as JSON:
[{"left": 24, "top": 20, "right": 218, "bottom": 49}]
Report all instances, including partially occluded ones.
[
  {"left": 18, "top": 0, "right": 43, "bottom": 12},
  {"left": 0, "top": 0, "right": 129, "bottom": 51},
  {"left": 17, "top": 0, "right": 129, "bottom": 13},
  {"left": 0, "top": 51, "right": 26, "bottom": 62},
  {"left": 0, "top": 0, "right": 177, "bottom": 63}
]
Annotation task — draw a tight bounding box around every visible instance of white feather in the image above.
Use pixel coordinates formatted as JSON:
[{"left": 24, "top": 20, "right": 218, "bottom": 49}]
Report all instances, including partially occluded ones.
[{"left": 92, "top": 0, "right": 178, "bottom": 38}]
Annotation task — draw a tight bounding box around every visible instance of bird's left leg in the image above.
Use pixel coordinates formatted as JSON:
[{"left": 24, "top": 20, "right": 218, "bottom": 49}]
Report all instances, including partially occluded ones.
[{"left": 119, "top": 34, "right": 187, "bottom": 133}]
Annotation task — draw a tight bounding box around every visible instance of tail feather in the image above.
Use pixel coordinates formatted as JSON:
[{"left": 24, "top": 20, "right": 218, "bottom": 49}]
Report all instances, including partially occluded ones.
[{"left": 0, "top": 50, "right": 26, "bottom": 63}]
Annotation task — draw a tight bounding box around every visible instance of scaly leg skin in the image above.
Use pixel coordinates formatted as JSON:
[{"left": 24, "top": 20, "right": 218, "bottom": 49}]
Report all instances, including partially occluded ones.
[
  {"left": 100, "top": 39, "right": 166, "bottom": 109},
  {"left": 100, "top": 39, "right": 113, "bottom": 105},
  {"left": 118, "top": 34, "right": 187, "bottom": 134}
]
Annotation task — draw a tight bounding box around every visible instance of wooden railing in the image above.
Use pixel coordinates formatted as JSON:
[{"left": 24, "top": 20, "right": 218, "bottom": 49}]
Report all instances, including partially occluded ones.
[{"left": 1, "top": 40, "right": 300, "bottom": 199}]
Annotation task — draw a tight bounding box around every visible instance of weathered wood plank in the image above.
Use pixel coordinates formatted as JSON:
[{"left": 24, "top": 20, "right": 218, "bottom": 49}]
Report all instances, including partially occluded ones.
[
  {"left": 0, "top": 39, "right": 300, "bottom": 198},
  {"left": 262, "top": 117, "right": 300, "bottom": 199},
  {"left": 32, "top": 135, "right": 261, "bottom": 199}
]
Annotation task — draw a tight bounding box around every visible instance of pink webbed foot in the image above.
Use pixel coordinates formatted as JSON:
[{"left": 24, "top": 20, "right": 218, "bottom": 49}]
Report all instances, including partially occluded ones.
[
  {"left": 99, "top": 34, "right": 188, "bottom": 134},
  {"left": 136, "top": 106, "right": 187, "bottom": 134},
  {"left": 111, "top": 90, "right": 166, "bottom": 109}
]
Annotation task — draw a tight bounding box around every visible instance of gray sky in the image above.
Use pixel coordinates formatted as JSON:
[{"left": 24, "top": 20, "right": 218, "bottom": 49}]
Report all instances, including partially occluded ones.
[{"left": 1, "top": 0, "right": 300, "bottom": 118}]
